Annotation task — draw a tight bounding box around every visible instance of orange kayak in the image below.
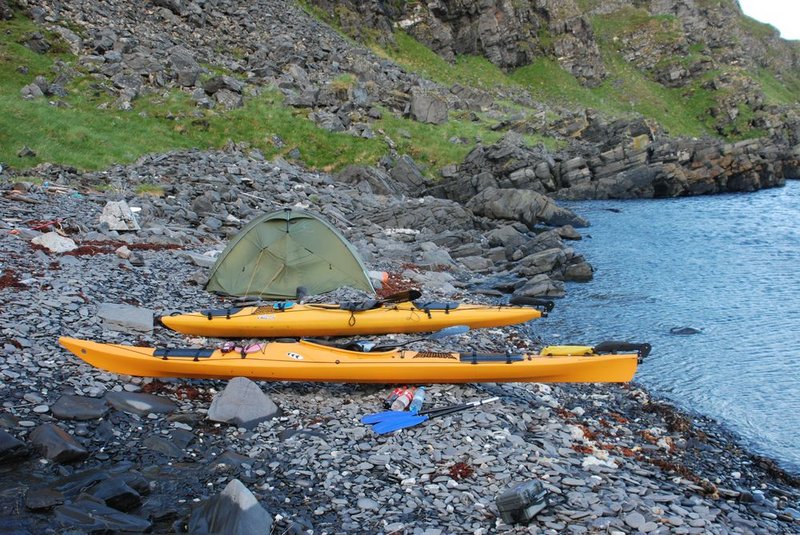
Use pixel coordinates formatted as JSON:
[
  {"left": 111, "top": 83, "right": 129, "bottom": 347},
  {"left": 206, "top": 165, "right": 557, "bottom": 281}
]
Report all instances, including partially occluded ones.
[
  {"left": 59, "top": 337, "right": 648, "bottom": 384},
  {"left": 159, "top": 300, "right": 550, "bottom": 338}
]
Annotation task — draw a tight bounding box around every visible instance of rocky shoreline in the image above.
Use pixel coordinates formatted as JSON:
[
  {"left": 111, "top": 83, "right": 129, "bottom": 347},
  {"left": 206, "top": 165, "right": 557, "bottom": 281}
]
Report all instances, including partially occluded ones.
[{"left": 2, "top": 152, "right": 799, "bottom": 533}]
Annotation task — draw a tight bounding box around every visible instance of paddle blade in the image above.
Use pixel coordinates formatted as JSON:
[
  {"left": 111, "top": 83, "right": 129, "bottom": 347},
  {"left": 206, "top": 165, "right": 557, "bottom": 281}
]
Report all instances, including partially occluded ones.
[
  {"left": 380, "top": 289, "right": 422, "bottom": 304},
  {"left": 428, "top": 325, "right": 470, "bottom": 340},
  {"left": 360, "top": 410, "right": 408, "bottom": 425},
  {"left": 372, "top": 414, "right": 430, "bottom": 434}
]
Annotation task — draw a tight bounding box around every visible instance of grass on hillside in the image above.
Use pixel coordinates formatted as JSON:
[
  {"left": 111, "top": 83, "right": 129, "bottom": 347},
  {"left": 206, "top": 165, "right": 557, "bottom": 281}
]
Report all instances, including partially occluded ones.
[
  {"left": 0, "top": 11, "right": 506, "bottom": 174},
  {"left": 373, "top": 31, "right": 513, "bottom": 91}
]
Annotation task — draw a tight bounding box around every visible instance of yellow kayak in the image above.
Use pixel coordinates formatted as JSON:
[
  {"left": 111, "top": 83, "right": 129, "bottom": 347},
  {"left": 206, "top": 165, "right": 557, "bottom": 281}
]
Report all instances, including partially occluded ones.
[
  {"left": 159, "top": 300, "right": 551, "bottom": 338},
  {"left": 58, "top": 337, "right": 649, "bottom": 384}
]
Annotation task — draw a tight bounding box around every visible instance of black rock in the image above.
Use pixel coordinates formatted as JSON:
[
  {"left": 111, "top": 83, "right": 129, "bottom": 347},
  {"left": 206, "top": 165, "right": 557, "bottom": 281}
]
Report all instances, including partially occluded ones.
[
  {"left": 25, "top": 487, "right": 65, "bottom": 511},
  {"left": 89, "top": 477, "right": 142, "bottom": 512},
  {"left": 143, "top": 436, "right": 184, "bottom": 459},
  {"left": 170, "top": 428, "right": 195, "bottom": 449},
  {"left": 54, "top": 496, "right": 151, "bottom": 533},
  {"left": 670, "top": 326, "right": 703, "bottom": 335},
  {"left": 188, "top": 479, "right": 272, "bottom": 535},
  {"left": 0, "top": 429, "right": 30, "bottom": 464},
  {"left": 29, "top": 423, "right": 89, "bottom": 463},
  {"left": 51, "top": 467, "right": 109, "bottom": 498},
  {"left": 51, "top": 395, "right": 110, "bottom": 420}
]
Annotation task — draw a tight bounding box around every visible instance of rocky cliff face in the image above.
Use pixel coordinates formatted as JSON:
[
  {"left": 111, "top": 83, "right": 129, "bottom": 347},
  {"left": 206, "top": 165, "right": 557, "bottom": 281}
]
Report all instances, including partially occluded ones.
[
  {"left": 310, "top": 0, "right": 800, "bottom": 139},
  {"left": 316, "top": 0, "right": 607, "bottom": 86}
]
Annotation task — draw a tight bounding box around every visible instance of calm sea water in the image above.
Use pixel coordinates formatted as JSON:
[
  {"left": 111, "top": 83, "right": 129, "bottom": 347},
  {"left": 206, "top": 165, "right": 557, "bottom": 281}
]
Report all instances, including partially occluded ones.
[{"left": 535, "top": 179, "right": 800, "bottom": 474}]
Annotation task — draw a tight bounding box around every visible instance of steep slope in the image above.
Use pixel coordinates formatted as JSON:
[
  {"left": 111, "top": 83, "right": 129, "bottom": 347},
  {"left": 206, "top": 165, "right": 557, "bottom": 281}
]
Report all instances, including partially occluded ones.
[
  {"left": 309, "top": 0, "right": 800, "bottom": 143},
  {"left": 1, "top": 0, "right": 798, "bottom": 202}
]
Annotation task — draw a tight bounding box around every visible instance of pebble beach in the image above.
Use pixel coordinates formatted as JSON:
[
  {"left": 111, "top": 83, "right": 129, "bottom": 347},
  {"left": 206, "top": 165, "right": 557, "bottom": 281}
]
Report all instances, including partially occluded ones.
[{"left": 1, "top": 153, "right": 799, "bottom": 534}]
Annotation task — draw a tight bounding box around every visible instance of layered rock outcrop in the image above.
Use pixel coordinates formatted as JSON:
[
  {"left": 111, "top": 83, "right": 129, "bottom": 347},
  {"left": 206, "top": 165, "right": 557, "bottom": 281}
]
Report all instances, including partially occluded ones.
[{"left": 434, "top": 121, "right": 799, "bottom": 202}]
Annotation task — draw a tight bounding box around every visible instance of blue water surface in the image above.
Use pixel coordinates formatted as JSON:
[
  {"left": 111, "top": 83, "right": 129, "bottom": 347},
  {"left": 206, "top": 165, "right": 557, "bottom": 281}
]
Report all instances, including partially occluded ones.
[{"left": 535, "top": 179, "right": 800, "bottom": 474}]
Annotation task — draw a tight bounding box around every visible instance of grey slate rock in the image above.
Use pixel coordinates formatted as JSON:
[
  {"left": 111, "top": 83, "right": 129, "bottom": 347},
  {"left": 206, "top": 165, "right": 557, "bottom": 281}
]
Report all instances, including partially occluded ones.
[
  {"left": 31, "top": 231, "right": 78, "bottom": 253},
  {"left": 0, "top": 429, "right": 30, "bottom": 464},
  {"left": 181, "top": 251, "right": 217, "bottom": 268},
  {"left": 207, "top": 377, "right": 279, "bottom": 429},
  {"left": 89, "top": 477, "right": 142, "bottom": 512},
  {"left": 203, "top": 75, "right": 245, "bottom": 95},
  {"left": 29, "top": 423, "right": 89, "bottom": 463},
  {"left": 625, "top": 511, "right": 646, "bottom": 529},
  {"left": 390, "top": 155, "right": 430, "bottom": 193},
  {"left": 97, "top": 302, "right": 154, "bottom": 333},
  {"left": 169, "top": 45, "right": 202, "bottom": 87},
  {"left": 51, "top": 395, "right": 109, "bottom": 420},
  {"left": 25, "top": 487, "right": 65, "bottom": 511},
  {"left": 215, "top": 89, "right": 244, "bottom": 110},
  {"left": 143, "top": 436, "right": 184, "bottom": 459},
  {"left": 211, "top": 450, "right": 252, "bottom": 467},
  {"left": 99, "top": 200, "right": 141, "bottom": 231},
  {"left": 409, "top": 88, "right": 448, "bottom": 124},
  {"left": 50, "top": 467, "right": 109, "bottom": 497},
  {"left": 54, "top": 497, "right": 151, "bottom": 533},
  {"left": 106, "top": 391, "right": 178, "bottom": 415},
  {"left": 188, "top": 479, "right": 272, "bottom": 535}
]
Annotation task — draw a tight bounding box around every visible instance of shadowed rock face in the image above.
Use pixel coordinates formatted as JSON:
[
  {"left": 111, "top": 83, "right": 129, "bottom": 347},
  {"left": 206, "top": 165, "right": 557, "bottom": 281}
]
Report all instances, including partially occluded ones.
[
  {"left": 313, "top": 0, "right": 606, "bottom": 85},
  {"left": 189, "top": 479, "right": 272, "bottom": 535}
]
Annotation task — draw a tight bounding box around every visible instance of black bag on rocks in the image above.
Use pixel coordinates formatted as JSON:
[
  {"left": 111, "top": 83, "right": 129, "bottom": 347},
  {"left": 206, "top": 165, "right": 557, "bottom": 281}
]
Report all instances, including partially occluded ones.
[{"left": 495, "top": 480, "right": 548, "bottom": 525}]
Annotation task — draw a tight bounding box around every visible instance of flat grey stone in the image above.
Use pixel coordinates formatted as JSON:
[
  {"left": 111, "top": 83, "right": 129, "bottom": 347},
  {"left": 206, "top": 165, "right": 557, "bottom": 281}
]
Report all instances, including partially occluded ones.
[
  {"left": 99, "top": 200, "right": 140, "bottom": 231},
  {"left": 624, "top": 511, "right": 646, "bottom": 529},
  {"left": 97, "top": 303, "right": 154, "bottom": 333},
  {"left": 52, "top": 395, "right": 109, "bottom": 420},
  {"left": 181, "top": 251, "right": 216, "bottom": 268},
  {"left": 31, "top": 232, "right": 78, "bottom": 253},
  {"left": 143, "top": 436, "right": 183, "bottom": 458},
  {"left": 207, "top": 377, "right": 279, "bottom": 429},
  {"left": 54, "top": 498, "right": 151, "bottom": 532},
  {"left": 357, "top": 497, "right": 380, "bottom": 511},
  {"left": 106, "top": 392, "right": 177, "bottom": 415},
  {"left": 25, "top": 487, "right": 65, "bottom": 511}
]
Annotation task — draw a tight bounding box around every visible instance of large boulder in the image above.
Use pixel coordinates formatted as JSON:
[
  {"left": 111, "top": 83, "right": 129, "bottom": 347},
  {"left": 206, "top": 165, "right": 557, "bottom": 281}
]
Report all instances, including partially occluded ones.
[
  {"left": 168, "top": 46, "right": 202, "bottom": 87},
  {"left": 408, "top": 88, "right": 448, "bottom": 124},
  {"left": 336, "top": 165, "right": 411, "bottom": 195},
  {"left": 390, "top": 155, "right": 431, "bottom": 193},
  {"left": 31, "top": 232, "right": 78, "bottom": 253},
  {"left": 363, "top": 196, "right": 477, "bottom": 235},
  {"left": 0, "top": 430, "right": 29, "bottom": 464},
  {"left": 99, "top": 200, "right": 140, "bottom": 231},
  {"left": 467, "top": 187, "right": 589, "bottom": 228},
  {"left": 207, "top": 377, "right": 279, "bottom": 429},
  {"left": 189, "top": 479, "right": 272, "bottom": 535},
  {"left": 30, "top": 424, "right": 89, "bottom": 463}
]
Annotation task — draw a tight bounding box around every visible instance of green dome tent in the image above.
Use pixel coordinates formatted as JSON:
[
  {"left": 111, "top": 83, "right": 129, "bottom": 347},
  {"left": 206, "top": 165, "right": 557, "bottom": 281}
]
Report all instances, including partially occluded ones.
[{"left": 205, "top": 209, "right": 375, "bottom": 299}]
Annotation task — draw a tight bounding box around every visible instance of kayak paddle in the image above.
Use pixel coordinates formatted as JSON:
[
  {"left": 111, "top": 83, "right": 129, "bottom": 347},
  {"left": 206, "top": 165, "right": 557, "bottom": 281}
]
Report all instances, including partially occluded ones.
[
  {"left": 368, "top": 325, "right": 470, "bottom": 352},
  {"left": 361, "top": 399, "right": 470, "bottom": 425},
  {"left": 378, "top": 289, "right": 422, "bottom": 305},
  {"left": 368, "top": 397, "right": 500, "bottom": 434}
]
